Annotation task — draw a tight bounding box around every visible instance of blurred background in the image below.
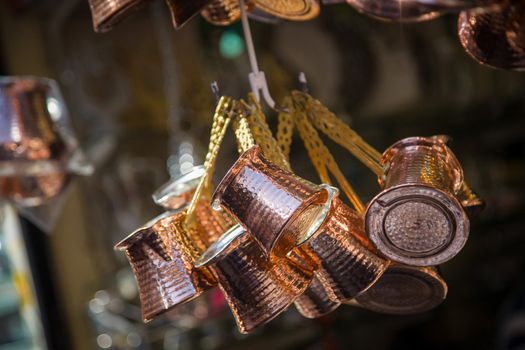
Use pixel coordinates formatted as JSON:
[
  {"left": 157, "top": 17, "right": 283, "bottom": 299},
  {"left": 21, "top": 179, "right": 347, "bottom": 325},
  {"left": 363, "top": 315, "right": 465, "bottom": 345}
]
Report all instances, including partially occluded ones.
[{"left": 1, "top": 0, "right": 525, "bottom": 349}]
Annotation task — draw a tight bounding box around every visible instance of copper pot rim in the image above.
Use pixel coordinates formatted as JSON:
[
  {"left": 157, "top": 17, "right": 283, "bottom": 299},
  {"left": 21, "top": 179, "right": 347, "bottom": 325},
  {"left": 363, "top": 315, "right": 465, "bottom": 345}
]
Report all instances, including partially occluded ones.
[
  {"left": 152, "top": 165, "right": 205, "bottom": 209},
  {"left": 114, "top": 209, "right": 185, "bottom": 251},
  {"left": 365, "top": 183, "right": 470, "bottom": 266},
  {"left": 195, "top": 224, "right": 246, "bottom": 267}
]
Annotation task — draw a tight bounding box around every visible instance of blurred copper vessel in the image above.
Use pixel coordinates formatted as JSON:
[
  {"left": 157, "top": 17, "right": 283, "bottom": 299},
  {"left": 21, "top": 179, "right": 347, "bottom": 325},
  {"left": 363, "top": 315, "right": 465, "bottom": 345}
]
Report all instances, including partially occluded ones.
[
  {"left": 88, "top": 0, "right": 151, "bottom": 33},
  {"left": 366, "top": 136, "right": 469, "bottom": 266},
  {"left": 201, "top": 0, "right": 253, "bottom": 25},
  {"left": 196, "top": 224, "right": 315, "bottom": 333},
  {"left": 252, "top": 0, "right": 321, "bottom": 20},
  {"left": 115, "top": 210, "right": 220, "bottom": 322},
  {"left": 165, "top": 0, "right": 213, "bottom": 28},
  {"left": 295, "top": 197, "right": 388, "bottom": 318},
  {"left": 152, "top": 165, "right": 205, "bottom": 210},
  {"left": 294, "top": 275, "right": 341, "bottom": 318},
  {"left": 213, "top": 146, "right": 330, "bottom": 257},
  {"left": 345, "top": 0, "right": 496, "bottom": 22},
  {"left": 0, "top": 76, "right": 92, "bottom": 206},
  {"left": 352, "top": 264, "right": 447, "bottom": 314},
  {"left": 459, "top": 1, "right": 525, "bottom": 70}
]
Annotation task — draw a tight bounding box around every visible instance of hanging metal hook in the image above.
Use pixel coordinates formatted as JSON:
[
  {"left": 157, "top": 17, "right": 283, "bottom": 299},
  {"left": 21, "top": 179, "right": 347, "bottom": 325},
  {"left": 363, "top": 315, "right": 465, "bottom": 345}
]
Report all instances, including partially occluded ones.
[
  {"left": 239, "top": 0, "right": 288, "bottom": 113},
  {"left": 298, "top": 72, "right": 310, "bottom": 93}
]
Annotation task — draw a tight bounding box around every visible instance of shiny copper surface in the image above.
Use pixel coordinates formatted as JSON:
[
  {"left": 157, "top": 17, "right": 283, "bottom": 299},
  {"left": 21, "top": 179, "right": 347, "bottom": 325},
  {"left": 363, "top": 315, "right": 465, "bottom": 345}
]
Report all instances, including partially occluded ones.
[
  {"left": 201, "top": 0, "right": 253, "bottom": 25},
  {"left": 458, "top": 181, "right": 485, "bottom": 218},
  {"left": 165, "top": 0, "right": 213, "bottom": 28},
  {"left": 353, "top": 264, "right": 447, "bottom": 314},
  {"left": 459, "top": 2, "right": 525, "bottom": 70},
  {"left": 213, "top": 146, "right": 328, "bottom": 257},
  {"left": 0, "top": 77, "right": 81, "bottom": 206},
  {"left": 87, "top": 0, "right": 148, "bottom": 33},
  {"left": 252, "top": 0, "right": 320, "bottom": 20},
  {"left": 208, "top": 232, "right": 315, "bottom": 333},
  {"left": 301, "top": 198, "right": 388, "bottom": 303},
  {"left": 366, "top": 136, "right": 470, "bottom": 266},
  {"left": 294, "top": 275, "right": 340, "bottom": 319},
  {"left": 152, "top": 165, "right": 205, "bottom": 210},
  {"left": 345, "top": 0, "right": 442, "bottom": 22}
]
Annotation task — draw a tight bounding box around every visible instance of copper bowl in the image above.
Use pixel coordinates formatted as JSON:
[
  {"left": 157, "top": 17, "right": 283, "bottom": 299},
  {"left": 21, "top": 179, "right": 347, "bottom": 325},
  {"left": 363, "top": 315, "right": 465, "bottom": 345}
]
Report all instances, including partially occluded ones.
[
  {"left": 0, "top": 77, "right": 91, "bottom": 206},
  {"left": 366, "top": 136, "right": 470, "bottom": 266},
  {"left": 352, "top": 264, "right": 448, "bottom": 314},
  {"left": 196, "top": 224, "right": 315, "bottom": 333},
  {"left": 212, "top": 146, "right": 330, "bottom": 258}
]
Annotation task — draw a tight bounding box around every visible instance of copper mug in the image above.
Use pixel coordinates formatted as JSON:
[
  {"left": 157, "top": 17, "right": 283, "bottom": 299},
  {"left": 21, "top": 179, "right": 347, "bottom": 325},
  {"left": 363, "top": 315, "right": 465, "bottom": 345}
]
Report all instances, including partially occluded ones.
[
  {"left": 294, "top": 197, "right": 389, "bottom": 318},
  {"left": 366, "top": 136, "right": 470, "bottom": 266},
  {"left": 196, "top": 224, "right": 315, "bottom": 333},
  {"left": 212, "top": 146, "right": 331, "bottom": 258},
  {"left": 351, "top": 263, "right": 448, "bottom": 314},
  {"left": 0, "top": 76, "right": 92, "bottom": 206},
  {"left": 115, "top": 206, "right": 233, "bottom": 322}
]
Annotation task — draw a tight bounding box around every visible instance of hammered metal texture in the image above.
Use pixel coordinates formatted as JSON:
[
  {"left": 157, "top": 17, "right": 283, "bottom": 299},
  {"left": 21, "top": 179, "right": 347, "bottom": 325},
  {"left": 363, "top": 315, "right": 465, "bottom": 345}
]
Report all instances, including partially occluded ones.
[
  {"left": 366, "top": 136, "right": 470, "bottom": 266},
  {"left": 353, "top": 264, "right": 448, "bottom": 315},
  {"left": 165, "top": 0, "right": 213, "bottom": 28},
  {"left": 213, "top": 146, "right": 327, "bottom": 257},
  {"left": 201, "top": 0, "right": 253, "bottom": 25},
  {"left": 209, "top": 233, "right": 315, "bottom": 333},
  {"left": 302, "top": 198, "right": 388, "bottom": 302},
  {"left": 459, "top": 2, "right": 525, "bottom": 70},
  {"left": 0, "top": 78, "right": 70, "bottom": 206},
  {"left": 115, "top": 211, "right": 215, "bottom": 322},
  {"left": 294, "top": 275, "right": 341, "bottom": 318},
  {"left": 253, "top": 0, "right": 320, "bottom": 20},
  {"left": 87, "top": 0, "right": 148, "bottom": 33}
]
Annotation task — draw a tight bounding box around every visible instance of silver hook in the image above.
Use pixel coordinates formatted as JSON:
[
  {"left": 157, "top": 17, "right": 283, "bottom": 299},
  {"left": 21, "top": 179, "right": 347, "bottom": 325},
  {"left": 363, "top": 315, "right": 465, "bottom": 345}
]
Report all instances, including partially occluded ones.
[
  {"left": 298, "top": 72, "right": 310, "bottom": 93},
  {"left": 239, "top": 0, "right": 287, "bottom": 113},
  {"left": 210, "top": 81, "right": 221, "bottom": 103}
]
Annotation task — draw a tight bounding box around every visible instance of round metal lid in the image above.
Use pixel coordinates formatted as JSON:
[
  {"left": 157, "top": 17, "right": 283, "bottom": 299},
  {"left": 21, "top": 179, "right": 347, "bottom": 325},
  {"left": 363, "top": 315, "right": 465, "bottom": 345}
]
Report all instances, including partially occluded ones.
[{"left": 366, "top": 184, "right": 469, "bottom": 266}]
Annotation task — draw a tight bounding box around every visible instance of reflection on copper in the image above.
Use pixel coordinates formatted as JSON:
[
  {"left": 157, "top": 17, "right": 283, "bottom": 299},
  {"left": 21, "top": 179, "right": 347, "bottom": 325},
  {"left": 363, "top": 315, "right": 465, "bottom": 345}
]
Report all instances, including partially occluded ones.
[
  {"left": 0, "top": 77, "right": 75, "bottom": 206},
  {"left": 366, "top": 136, "right": 470, "bottom": 266},
  {"left": 459, "top": 2, "right": 525, "bottom": 70},
  {"left": 152, "top": 165, "right": 205, "bottom": 210},
  {"left": 165, "top": 0, "right": 213, "bottom": 28},
  {"left": 213, "top": 146, "right": 328, "bottom": 257},
  {"left": 457, "top": 181, "right": 485, "bottom": 218},
  {"left": 201, "top": 0, "right": 253, "bottom": 25},
  {"left": 204, "top": 231, "right": 315, "bottom": 333},
  {"left": 87, "top": 0, "right": 149, "bottom": 33},
  {"left": 115, "top": 211, "right": 217, "bottom": 322},
  {"left": 252, "top": 0, "right": 320, "bottom": 20},
  {"left": 301, "top": 198, "right": 388, "bottom": 303},
  {"left": 352, "top": 264, "right": 447, "bottom": 314}
]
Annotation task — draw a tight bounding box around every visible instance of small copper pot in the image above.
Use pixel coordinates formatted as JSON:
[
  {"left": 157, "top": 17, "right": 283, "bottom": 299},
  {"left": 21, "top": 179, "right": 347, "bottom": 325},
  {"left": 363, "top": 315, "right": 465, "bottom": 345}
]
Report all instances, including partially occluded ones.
[
  {"left": 165, "top": 0, "right": 213, "bottom": 28},
  {"left": 115, "top": 210, "right": 220, "bottom": 322},
  {"left": 196, "top": 224, "right": 315, "bottom": 333},
  {"left": 294, "top": 275, "right": 341, "bottom": 319},
  {"left": 0, "top": 77, "right": 91, "bottom": 206},
  {"left": 212, "top": 146, "right": 330, "bottom": 257},
  {"left": 366, "top": 136, "right": 469, "bottom": 266},
  {"left": 351, "top": 264, "right": 448, "bottom": 315}
]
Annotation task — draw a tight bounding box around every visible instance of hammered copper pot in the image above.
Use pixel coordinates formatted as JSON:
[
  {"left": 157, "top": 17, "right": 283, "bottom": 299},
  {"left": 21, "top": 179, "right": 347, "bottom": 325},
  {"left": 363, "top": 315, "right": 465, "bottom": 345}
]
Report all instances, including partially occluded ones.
[
  {"left": 0, "top": 77, "right": 90, "bottom": 206},
  {"left": 366, "top": 136, "right": 470, "bottom": 266},
  {"left": 196, "top": 224, "right": 315, "bottom": 333},
  {"left": 212, "top": 146, "right": 330, "bottom": 258},
  {"left": 352, "top": 263, "right": 448, "bottom": 314},
  {"left": 115, "top": 211, "right": 218, "bottom": 322}
]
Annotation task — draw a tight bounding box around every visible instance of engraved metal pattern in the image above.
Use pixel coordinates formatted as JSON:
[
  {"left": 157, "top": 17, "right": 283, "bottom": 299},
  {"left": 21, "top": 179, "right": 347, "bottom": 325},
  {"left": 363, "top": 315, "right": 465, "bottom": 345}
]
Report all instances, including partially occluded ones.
[
  {"left": 353, "top": 264, "right": 448, "bottom": 315},
  {"left": 87, "top": 0, "right": 148, "bottom": 32},
  {"left": 294, "top": 275, "right": 341, "bottom": 319},
  {"left": 212, "top": 146, "right": 327, "bottom": 257},
  {"left": 366, "top": 136, "right": 470, "bottom": 266},
  {"left": 115, "top": 211, "right": 215, "bottom": 322},
  {"left": 253, "top": 0, "right": 321, "bottom": 20},
  {"left": 209, "top": 233, "right": 315, "bottom": 333},
  {"left": 459, "top": 2, "right": 525, "bottom": 71},
  {"left": 301, "top": 198, "right": 388, "bottom": 302}
]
